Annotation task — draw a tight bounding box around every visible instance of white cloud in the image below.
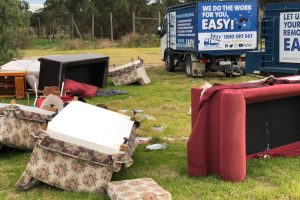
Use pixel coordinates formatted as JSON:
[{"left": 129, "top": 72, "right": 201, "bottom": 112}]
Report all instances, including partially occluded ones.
[{"left": 29, "top": 3, "right": 44, "bottom": 12}]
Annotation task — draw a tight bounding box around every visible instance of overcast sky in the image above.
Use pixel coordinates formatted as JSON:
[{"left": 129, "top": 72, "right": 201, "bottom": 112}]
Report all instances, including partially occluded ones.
[
  {"left": 27, "top": 0, "right": 165, "bottom": 12},
  {"left": 27, "top": 0, "right": 45, "bottom": 12}
]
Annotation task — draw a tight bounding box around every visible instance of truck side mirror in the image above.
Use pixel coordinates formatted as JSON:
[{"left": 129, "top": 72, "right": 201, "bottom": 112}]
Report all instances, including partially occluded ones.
[{"left": 156, "top": 26, "right": 162, "bottom": 36}]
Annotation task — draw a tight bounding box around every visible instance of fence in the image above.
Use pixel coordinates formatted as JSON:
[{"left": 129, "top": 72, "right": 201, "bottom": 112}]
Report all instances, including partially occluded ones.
[{"left": 30, "top": 11, "right": 161, "bottom": 41}]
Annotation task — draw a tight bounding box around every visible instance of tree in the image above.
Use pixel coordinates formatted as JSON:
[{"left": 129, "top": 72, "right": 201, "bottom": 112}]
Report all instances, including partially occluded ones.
[
  {"left": 0, "top": 0, "right": 29, "bottom": 65},
  {"left": 28, "top": 0, "right": 201, "bottom": 40}
]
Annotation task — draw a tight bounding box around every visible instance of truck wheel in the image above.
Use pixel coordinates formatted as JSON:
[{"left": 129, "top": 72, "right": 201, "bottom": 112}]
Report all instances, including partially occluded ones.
[
  {"left": 185, "top": 55, "right": 192, "bottom": 77},
  {"left": 225, "top": 72, "right": 232, "bottom": 78},
  {"left": 165, "top": 52, "right": 175, "bottom": 72}
]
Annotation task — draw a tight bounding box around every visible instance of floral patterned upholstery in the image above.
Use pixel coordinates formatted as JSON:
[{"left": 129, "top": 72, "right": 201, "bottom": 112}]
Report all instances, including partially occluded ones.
[
  {"left": 109, "top": 60, "right": 151, "bottom": 86},
  {"left": 16, "top": 129, "right": 137, "bottom": 196},
  {"left": 0, "top": 105, "right": 54, "bottom": 150},
  {"left": 106, "top": 178, "right": 172, "bottom": 200}
]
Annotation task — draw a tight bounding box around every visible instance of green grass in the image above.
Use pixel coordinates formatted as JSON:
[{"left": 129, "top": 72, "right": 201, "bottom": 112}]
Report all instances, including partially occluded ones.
[
  {"left": 25, "top": 37, "right": 159, "bottom": 51},
  {"left": 26, "top": 38, "right": 64, "bottom": 50},
  {"left": 23, "top": 48, "right": 162, "bottom": 66},
  {"left": 0, "top": 48, "right": 299, "bottom": 199}
]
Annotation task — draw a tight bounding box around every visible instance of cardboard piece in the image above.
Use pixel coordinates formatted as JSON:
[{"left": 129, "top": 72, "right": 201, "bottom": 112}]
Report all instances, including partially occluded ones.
[
  {"left": 40, "top": 94, "right": 64, "bottom": 112},
  {"left": 47, "top": 101, "right": 134, "bottom": 154}
]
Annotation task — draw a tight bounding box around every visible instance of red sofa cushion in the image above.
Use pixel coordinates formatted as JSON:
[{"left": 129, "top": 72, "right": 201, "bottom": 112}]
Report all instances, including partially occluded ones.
[
  {"left": 64, "top": 79, "right": 97, "bottom": 98},
  {"left": 80, "top": 82, "right": 97, "bottom": 98},
  {"left": 64, "top": 79, "right": 86, "bottom": 95}
]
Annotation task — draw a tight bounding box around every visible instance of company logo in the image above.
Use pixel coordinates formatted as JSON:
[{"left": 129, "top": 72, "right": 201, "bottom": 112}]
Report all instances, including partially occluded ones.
[{"left": 204, "top": 38, "right": 220, "bottom": 48}]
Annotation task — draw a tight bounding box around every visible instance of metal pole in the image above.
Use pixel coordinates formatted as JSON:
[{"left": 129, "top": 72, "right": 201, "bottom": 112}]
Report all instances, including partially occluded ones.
[
  {"left": 71, "top": 15, "right": 74, "bottom": 39},
  {"left": 133, "top": 11, "right": 135, "bottom": 34},
  {"left": 72, "top": 16, "right": 82, "bottom": 40},
  {"left": 110, "top": 12, "right": 113, "bottom": 41},
  {"left": 158, "top": 11, "right": 161, "bottom": 26},
  {"left": 92, "top": 12, "right": 94, "bottom": 39},
  {"left": 38, "top": 17, "right": 41, "bottom": 38}
]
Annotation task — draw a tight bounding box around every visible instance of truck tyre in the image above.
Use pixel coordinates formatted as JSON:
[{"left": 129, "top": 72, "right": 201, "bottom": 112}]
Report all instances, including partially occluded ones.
[
  {"left": 165, "top": 52, "right": 175, "bottom": 72},
  {"left": 185, "top": 55, "right": 192, "bottom": 77},
  {"left": 225, "top": 72, "right": 232, "bottom": 78}
]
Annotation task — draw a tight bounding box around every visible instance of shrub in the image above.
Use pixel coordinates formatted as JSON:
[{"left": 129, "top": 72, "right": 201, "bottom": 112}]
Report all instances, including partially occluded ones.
[
  {"left": 61, "top": 39, "right": 116, "bottom": 50},
  {"left": 118, "top": 33, "right": 160, "bottom": 48},
  {"left": 61, "top": 39, "right": 83, "bottom": 50},
  {"left": 0, "top": 0, "right": 29, "bottom": 65},
  {"left": 98, "top": 39, "right": 116, "bottom": 48}
]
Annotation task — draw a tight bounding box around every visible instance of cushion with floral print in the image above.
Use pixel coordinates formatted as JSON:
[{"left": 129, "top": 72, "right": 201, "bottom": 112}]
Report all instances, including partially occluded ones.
[
  {"left": 16, "top": 131, "right": 137, "bottom": 195},
  {"left": 106, "top": 178, "right": 172, "bottom": 200}
]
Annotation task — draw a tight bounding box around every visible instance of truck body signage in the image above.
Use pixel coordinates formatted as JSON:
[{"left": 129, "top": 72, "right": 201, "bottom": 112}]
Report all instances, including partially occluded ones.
[
  {"left": 198, "top": 1, "right": 258, "bottom": 51},
  {"left": 175, "top": 8, "right": 196, "bottom": 51},
  {"left": 168, "top": 11, "right": 177, "bottom": 50},
  {"left": 279, "top": 12, "right": 300, "bottom": 63},
  {"left": 168, "top": 8, "right": 196, "bottom": 51}
]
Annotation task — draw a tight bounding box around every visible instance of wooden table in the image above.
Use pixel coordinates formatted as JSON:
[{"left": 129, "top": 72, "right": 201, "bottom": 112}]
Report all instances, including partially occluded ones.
[{"left": 0, "top": 71, "right": 27, "bottom": 98}]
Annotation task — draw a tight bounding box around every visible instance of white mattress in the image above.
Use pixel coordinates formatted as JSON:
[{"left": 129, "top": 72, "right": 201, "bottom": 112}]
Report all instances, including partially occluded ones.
[
  {"left": 47, "top": 101, "right": 134, "bottom": 155},
  {"left": 0, "top": 60, "right": 40, "bottom": 77}
]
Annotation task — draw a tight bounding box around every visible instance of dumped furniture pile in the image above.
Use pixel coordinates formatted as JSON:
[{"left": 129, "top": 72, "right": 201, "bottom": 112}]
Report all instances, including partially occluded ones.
[{"left": 0, "top": 54, "right": 172, "bottom": 199}]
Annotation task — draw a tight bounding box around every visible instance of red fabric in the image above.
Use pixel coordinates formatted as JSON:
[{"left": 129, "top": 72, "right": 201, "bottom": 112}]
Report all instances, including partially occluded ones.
[
  {"left": 64, "top": 79, "right": 86, "bottom": 95},
  {"left": 80, "top": 82, "right": 97, "bottom": 98},
  {"left": 64, "top": 79, "right": 97, "bottom": 98},
  {"left": 36, "top": 98, "right": 44, "bottom": 108},
  {"left": 247, "top": 141, "right": 300, "bottom": 159},
  {"left": 188, "top": 79, "right": 300, "bottom": 182}
]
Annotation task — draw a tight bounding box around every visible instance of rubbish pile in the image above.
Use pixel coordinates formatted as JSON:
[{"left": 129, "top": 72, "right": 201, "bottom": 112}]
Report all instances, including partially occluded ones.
[{"left": 0, "top": 54, "right": 170, "bottom": 199}]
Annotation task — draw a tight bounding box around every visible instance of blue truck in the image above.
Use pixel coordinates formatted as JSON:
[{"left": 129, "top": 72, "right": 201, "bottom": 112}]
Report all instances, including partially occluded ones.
[
  {"left": 246, "top": 2, "right": 300, "bottom": 75},
  {"left": 157, "top": 0, "right": 259, "bottom": 77}
]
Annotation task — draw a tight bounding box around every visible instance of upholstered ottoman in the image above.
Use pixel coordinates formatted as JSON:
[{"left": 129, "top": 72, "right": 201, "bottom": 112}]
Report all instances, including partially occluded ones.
[
  {"left": 16, "top": 130, "right": 137, "bottom": 195},
  {"left": 0, "top": 104, "right": 55, "bottom": 150},
  {"left": 106, "top": 178, "right": 172, "bottom": 200},
  {"left": 109, "top": 60, "right": 151, "bottom": 86},
  {"left": 16, "top": 101, "right": 138, "bottom": 195}
]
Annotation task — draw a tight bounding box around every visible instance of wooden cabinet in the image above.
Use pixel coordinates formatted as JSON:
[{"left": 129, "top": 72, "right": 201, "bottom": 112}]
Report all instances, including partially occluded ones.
[{"left": 0, "top": 71, "right": 26, "bottom": 98}]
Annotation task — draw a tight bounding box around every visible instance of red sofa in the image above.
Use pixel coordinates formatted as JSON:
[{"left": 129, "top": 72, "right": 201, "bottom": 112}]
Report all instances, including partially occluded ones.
[{"left": 188, "top": 78, "right": 300, "bottom": 182}]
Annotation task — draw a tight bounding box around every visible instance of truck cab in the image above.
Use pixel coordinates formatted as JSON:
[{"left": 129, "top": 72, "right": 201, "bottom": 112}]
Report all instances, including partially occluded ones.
[{"left": 157, "top": 0, "right": 258, "bottom": 77}]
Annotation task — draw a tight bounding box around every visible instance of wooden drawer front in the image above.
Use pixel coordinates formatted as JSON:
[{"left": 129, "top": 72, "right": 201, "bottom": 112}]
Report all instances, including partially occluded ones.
[
  {"left": 0, "top": 76, "right": 15, "bottom": 97},
  {"left": 15, "top": 77, "right": 25, "bottom": 98}
]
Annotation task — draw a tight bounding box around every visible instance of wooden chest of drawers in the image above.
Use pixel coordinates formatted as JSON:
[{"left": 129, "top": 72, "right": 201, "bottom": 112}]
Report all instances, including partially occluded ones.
[{"left": 0, "top": 71, "right": 27, "bottom": 98}]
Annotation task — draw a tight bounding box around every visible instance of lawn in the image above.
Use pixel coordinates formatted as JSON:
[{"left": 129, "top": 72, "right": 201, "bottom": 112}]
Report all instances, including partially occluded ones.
[
  {"left": 24, "top": 48, "right": 162, "bottom": 67},
  {"left": 0, "top": 48, "right": 299, "bottom": 200}
]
